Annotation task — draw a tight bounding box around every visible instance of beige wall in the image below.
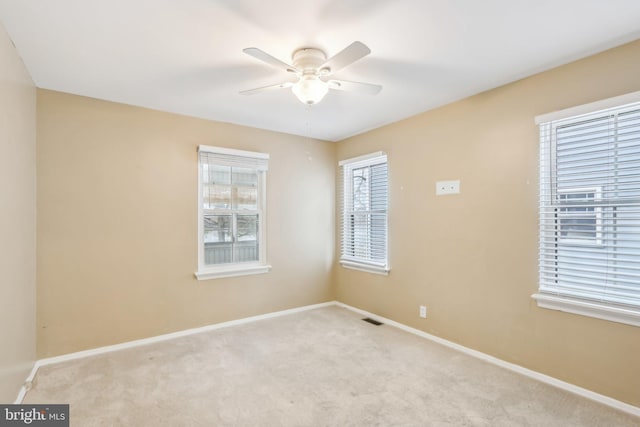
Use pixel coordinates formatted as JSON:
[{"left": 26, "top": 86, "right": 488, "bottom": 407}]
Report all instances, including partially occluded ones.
[
  {"left": 0, "top": 24, "right": 36, "bottom": 401},
  {"left": 36, "top": 90, "right": 336, "bottom": 357},
  {"left": 336, "top": 40, "right": 640, "bottom": 406},
  {"left": 33, "top": 40, "right": 640, "bottom": 407}
]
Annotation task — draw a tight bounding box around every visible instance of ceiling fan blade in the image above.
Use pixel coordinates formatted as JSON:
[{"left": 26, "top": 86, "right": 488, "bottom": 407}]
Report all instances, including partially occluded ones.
[
  {"left": 327, "top": 79, "right": 382, "bottom": 95},
  {"left": 243, "top": 47, "right": 298, "bottom": 73},
  {"left": 320, "top": 41, "right": 371, "bottom": 75},
  {"left": 239, "top": 81, "right": 294, "bottom": 96}
]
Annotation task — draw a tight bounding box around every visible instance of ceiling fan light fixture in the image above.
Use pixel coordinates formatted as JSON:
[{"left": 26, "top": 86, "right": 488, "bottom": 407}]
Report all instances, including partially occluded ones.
[
  {"left": 292, "top": 75, "right": 328, "bottom": 105},
  {"left": 241, "top": 42, "right": 380, "bottom": 104}
]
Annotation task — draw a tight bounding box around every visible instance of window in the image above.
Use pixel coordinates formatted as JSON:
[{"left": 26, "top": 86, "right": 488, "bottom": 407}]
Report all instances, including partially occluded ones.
[
  {"left": 195, "top": 145, "right": 270, "bottom": 280},
  {"left": 535, "top": 92, "right": 640, "bottom": 327},
  {"left": 339, "top": 152, "right": 389, "bottom": 274}
]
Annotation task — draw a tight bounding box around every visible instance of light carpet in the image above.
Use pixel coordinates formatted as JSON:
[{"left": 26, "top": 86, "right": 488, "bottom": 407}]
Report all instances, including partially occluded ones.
[{"left": 24, "top": 306, "right": 638, "bottom": 426}]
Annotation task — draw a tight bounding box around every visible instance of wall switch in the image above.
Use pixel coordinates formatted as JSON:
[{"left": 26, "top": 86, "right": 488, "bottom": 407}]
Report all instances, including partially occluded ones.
[
  {"left": 436, "top": 180, "right": 460, "bottom": 195},
  {"left": 419, "top": 305, "right": 427, "bottom": 318}
]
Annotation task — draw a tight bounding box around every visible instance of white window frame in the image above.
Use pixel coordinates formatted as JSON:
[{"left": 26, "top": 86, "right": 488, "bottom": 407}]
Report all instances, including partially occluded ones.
[
  {"left": 534, "top": 90, "right": 640, "bottom": 327},
  {"left": 195, "top": 145, "right": 271, "bottom": 280},
  {"left": 339, "top": 152, "right": 389, "bottom": 275}
]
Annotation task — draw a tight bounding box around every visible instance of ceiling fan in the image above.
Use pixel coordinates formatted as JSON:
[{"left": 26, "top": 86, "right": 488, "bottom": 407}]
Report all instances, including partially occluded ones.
[{"left": 240, "top": 41, "right": 382, "bottom": 105}]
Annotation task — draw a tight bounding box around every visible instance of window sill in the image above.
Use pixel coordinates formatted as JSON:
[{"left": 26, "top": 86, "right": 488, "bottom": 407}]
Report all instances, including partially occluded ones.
[
  {"left": 532, "top": 293, "right": 640, "bottom": 328},
  {"left": 340, "top": 260, "right": 389, "bottom": 276},
  {"left": 195, "top": 264, "right": 271, "bottom": 280}
]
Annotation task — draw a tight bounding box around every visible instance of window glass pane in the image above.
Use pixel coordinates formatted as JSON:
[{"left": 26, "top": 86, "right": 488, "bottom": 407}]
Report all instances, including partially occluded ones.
[
  {"left": 232, "top": 168, "right": 258, "bottom": 210},
  {"left": 232, "top": 168, "right": 257, "bottom": 186},
  {"left": 558, "top": 215, "right": 597, "bottom": 240},
  {"left": 203, "top": 214, "right": 233, "bottom": 265},
  {"left": 352, "top": 167, "right": 370, "bottom": 211},
  {"left": 558, "top": 191, "right": 598, "bottom": 242},
  {"left": 205, "top": 243, "right": 232, "bottom": 265},
  {"left": 237, "top": 214, "right": 258, "bottom": 242},
  {"left": 235, "top": 214, "right": 258, "bottom": 262},
  {"left": 234, "top": 242, "right": 258, "bottom": 262},
  {"left": 204, "top": 215, "right": 232, "bottom": 243},
  {"left": 203, "top": 165, "right": 231, "bottom": 209}
]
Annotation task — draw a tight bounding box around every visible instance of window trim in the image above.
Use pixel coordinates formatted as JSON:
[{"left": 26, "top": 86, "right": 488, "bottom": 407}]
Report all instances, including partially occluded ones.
[
  {"left": 534, "top": 92, "right": 640, "bottom": 327},
  {"left": 195, "top": 145, "right": 271, "bottom": 280},
  {"left": 531, "top": 293, "right": 640, "bottom": 328},
  {"left": 535, "top": 90, "right": 640, "bottom": 125},
  {"left": 339, "top": 151, "right": 390, "bottom": 275}
]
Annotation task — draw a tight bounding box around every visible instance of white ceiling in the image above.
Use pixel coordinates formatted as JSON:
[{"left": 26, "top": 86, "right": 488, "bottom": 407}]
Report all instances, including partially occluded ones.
[{"left": 1, "top": 1, "right": 639, "bottom": 141}]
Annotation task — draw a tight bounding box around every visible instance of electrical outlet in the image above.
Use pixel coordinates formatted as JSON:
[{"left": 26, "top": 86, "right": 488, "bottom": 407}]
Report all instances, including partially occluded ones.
[{"left": 419, "top": 305, "right": 427, "bottom": 318}]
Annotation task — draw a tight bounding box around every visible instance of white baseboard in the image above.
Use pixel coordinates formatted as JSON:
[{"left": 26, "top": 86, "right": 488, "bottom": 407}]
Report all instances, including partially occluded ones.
[
  {"left": 13, "top": 363, "right": 38, "bottom": 404},
  {"left": 335, "top": 301, "right": 640, "bottom": 418},
  {"left": 16, "top": 299, "right": 640, "bottom": 419},
  {"left": 15, "top": 301, "right": 334, "bottom": 403}
]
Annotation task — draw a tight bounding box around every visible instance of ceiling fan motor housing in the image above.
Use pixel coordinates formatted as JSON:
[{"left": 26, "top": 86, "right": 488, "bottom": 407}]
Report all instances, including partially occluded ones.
[{"left": 291, "top": 48, "right": 329, "bottom": 75}]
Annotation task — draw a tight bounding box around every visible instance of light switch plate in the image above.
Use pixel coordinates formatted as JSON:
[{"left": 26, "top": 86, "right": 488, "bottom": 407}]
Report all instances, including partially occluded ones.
[{"left": 436, "top": 180, "right": 460, "bottom": 195}]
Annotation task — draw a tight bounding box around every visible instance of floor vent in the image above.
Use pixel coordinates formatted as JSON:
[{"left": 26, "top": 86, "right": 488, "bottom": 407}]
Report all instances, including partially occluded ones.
[{"left": 362, "top": 317, "right": 383, "bottom": 326}]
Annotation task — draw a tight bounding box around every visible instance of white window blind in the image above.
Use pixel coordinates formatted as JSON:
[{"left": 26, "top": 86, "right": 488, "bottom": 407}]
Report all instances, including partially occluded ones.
[
  {"left": 339, "top": 152, "right": 389, "bottom": 274},
  {"left": 537, "top": 99, "right": 640, "bottom": 326},
  {"left": 195, "top": 145, "right": 270, "bottom": 280}
]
